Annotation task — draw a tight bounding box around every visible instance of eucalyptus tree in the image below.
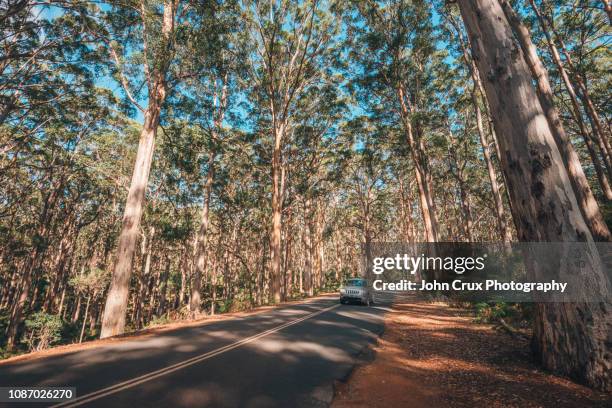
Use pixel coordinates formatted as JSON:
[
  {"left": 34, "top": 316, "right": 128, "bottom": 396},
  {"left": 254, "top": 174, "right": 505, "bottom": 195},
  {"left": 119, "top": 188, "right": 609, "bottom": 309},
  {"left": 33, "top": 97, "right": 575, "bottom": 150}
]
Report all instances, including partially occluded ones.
[
  {"left": 441, "top": 9, "right": 513, "bottom": 242},
  {"left": 69, "top": 267, "right": 109, "bottom": 343},
  {"left": 136, "top": 117, "right": 218, "bottom": 323},
  {"left": 498, "top": 0, "right": 610, "bottom": 241},
  {"left": 286, "top": 83, "right": 346, "bottom": 296},
  {"left": 211, "top": 129, "right": 272, "bottom": 305},
  {"left": 0, "top": 1, "right": 102, "bottom": 132},
  {"left": 242, "top": 0, "right": 341, "bottom": 303},
  {"left": 526, "top": 0, "right": 612, "bottom": 201},
  {"left": 540, "top": 0, "right": 612, "bottom": 174},
  {"left": 93, "top": 0, "right": 234, "bottom": 337},
  {"left": 0, "top": 1, "right": 122, "bottom": 347},
  {"left": 170, "top": 3, "right": 244, "bottom": 316},
  {"left": 344, "top": 0, "right": 445, "bottom": 242},
  {"left": 2, "top": 119, "right": 126, "bottom": 348},
  {"left": 456, "top": 0, "right": 611, "bottom": 391},
  {"left": 340, "top": 118, "right": 394, "bottom": 278}
]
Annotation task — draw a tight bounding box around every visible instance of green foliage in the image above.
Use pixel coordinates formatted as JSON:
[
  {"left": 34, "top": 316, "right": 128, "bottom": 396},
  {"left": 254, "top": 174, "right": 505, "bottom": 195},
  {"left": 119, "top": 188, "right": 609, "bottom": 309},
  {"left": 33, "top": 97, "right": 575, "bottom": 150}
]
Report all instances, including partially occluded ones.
[
  {"left": 60, "top": 321, "right": 81, "bottom": 344},
  {"left": 323, "top": 269, "right": 343, "bottom": 291},
  {"left": 69, "top": 268, "right": 110, "bottom": 297},
  {"left": 22, "top": 313, "right": 63, "bottom": 352},
  {"left": 216, "top": 299, "right": 234, "bottom": 314},
  {"left": 1, "top": 0, "right": 609, "bottom": 360},
  {"left": 147, "top": 316, "right": 171, "bottom": 328},
  {"left": 473, "top": 302, "right": 532, "bottom": 327}
]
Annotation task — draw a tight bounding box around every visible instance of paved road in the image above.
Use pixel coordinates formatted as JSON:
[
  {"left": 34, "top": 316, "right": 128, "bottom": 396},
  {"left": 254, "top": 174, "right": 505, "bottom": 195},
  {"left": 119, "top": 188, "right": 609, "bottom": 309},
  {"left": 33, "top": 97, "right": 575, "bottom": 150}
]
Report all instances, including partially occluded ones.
[{"left": 0, "top": 296, "right": 387, "bottom": 407}]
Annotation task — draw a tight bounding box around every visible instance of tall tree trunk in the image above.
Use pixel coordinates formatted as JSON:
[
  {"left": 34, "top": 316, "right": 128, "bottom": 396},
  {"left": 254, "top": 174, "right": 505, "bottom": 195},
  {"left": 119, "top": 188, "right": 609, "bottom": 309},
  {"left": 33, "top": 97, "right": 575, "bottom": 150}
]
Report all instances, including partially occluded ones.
[
  {"left": 79, "top": 295, "right": 91, "bottom": 343},
  {"left": 501, "top": 0, "right": 610, "bottom": 241},
  {"left": 284, "top": 209, "right": 293, "bottom": 298},
  {"left": 157, "top": 258, "right": 170, "bottom": 317},
  {"left": 313, "top": 204, "right": 324, "bottom": 290},
  {"left": 58, "top": 285, "right": 66, "bottom": 319},
  {"left": 447, "top": 125, "right": 474, "bottom": 241},
  {"left": 397, "top": 87, "right": 439, "bottom": 242},
  {"left": 256, "top": 243, "right": 265, "bottom": 305},
  {"left": 6, "top": 179, "right": 61, "bottom": 348},
  {"left": 71, "top": 295, "right": 81, "bottom": 324},
  {"left": 89, "top": 302, "right": 98, "bottom": 333},
  {"left": 458, "top": 162, "right": 474, "bottom": 241},
  {"left": 100, "top": 0, "right": 176, "bottom": 338},
  {"left": 270, "top": 125, "right": 285, "bottom": 303},
  {"left": 304, "top": 198, "right": 314, "bottom": 296},
  {"left": 101, "top": 108, "right": 159, "bottom": 338},
  {"left": 583, "top": 106, "right": 612, "bottom": 180},
  {"left": 135, "top": 226, "right": 154, "bottom": 327},
  {"left": 476, "top": 95, "right": 511, "bottom": 241},
  {"left": 42, "top": 229, "right": 72, "bottom": 313},
  {"left": 448, "top": 12, "right": 518, "bottom": 243},
  {"left": 190, "top": 77, "right": 226, "bottom": 313},
  {"left": 179, "top": 249, "right": 187, "bottom": 308},
  {"left": 419, "top": 127, "right": 440, "bottom": 238},
  {"left": 527, "top": 0, "right": 612, "bottom": 201},
  {"left": 190, "top": 155, "right": 214, "bottom": 316},
  {"left": 485, "top": 101, "right": 519, "bottom": 233},
  {"left": 363, "top": 222, "right": 373, "bottom": 281},
  {"left": 457, "top": 0, "right": 611, "bottom": 390},
  {"left": 538, "top": 0, "right": 612, "bottom": 175},
  {"left": 6, "top": 254, "right": 39, "bottom": 348},
  {"left": 146, "top": 260, "right": 161, "bottom": 322},
  {"left": 398, "top": 178, "right": 416, "bottom": 242}
]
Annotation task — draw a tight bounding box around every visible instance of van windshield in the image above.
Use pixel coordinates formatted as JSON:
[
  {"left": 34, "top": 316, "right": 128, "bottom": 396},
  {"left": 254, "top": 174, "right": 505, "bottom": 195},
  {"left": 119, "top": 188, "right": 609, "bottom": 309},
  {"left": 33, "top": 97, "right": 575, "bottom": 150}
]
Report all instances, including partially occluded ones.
[{"left": 347, "top": 279, "right": 366, "bottom": 287}]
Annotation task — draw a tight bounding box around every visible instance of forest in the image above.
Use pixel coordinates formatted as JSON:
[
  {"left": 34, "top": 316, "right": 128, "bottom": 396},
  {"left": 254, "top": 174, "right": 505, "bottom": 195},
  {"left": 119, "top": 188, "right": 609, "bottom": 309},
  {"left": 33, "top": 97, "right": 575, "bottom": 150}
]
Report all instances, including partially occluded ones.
[{"left": 0, "top": 0, "right": 611, "bottom": 392}]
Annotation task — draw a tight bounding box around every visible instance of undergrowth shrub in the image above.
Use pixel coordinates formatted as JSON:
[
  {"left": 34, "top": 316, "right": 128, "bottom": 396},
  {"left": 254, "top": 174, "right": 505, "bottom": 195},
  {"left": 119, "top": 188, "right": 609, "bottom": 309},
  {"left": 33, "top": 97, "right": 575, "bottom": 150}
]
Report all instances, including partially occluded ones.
[
  {"left": 474, "top": 302, "right": 533, "bottom": 329},
  {"left": 22, "top": 312, "right": 63, "bottom": 351}
]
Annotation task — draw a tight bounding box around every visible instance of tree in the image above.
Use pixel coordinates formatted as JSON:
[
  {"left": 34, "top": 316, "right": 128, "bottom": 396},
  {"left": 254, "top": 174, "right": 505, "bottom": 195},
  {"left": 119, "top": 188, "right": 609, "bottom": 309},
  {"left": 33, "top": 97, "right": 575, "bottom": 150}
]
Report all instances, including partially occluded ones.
[
  {"left": 167, "top": 4, "right": 244, "bottom": 317},
  {"left": 499, "top": 0, "right": 610, "bottom": 241},
  {"left": 527, "top": 0, "right": 612, "bottom": 201},
  {"left": 345, "top": 0, "right": 443, "bottom": 242},
  {"left": 442, "top": 10, "right": 513, "bottom": 243},
  {"left": 341, "top": 119, "right": 393, "bottom": 280},
  {"left": 243, "top": 0, "right": 340, "bottom": 302},
  {"left": 99, "top": 0, "right": 181, "bottom": 338},
  {"left": 456, "top": 0, "right": 611, "bottom": 391},
  {"left": 69, "top": 267, "right": 109, "bottom": 343}
]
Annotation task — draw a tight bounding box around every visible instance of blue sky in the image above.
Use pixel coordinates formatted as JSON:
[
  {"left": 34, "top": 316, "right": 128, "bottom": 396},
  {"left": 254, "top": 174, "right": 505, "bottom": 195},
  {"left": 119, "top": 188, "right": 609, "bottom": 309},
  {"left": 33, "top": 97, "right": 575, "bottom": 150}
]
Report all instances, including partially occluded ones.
[
  {"left": 40, "top": 3, "right": 146, "bottom": 123},
  {"left": 38, "top": 1, "right": 452, "bottom": 129}
]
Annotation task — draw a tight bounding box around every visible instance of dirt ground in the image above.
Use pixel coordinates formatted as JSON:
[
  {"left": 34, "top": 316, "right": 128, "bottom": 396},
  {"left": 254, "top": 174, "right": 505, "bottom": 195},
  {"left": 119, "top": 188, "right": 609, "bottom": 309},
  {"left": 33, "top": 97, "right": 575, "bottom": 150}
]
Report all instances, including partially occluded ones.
[{"left": 332, "top": 300, "right": 611, "bottom": 408}]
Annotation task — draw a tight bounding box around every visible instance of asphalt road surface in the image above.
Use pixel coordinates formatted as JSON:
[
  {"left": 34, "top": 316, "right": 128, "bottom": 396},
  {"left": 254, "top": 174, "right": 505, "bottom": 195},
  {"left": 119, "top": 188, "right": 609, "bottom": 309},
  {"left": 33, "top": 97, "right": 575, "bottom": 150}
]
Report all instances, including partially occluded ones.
[{"left": 0, "top": 296, "right": 388, "bottom": 408}]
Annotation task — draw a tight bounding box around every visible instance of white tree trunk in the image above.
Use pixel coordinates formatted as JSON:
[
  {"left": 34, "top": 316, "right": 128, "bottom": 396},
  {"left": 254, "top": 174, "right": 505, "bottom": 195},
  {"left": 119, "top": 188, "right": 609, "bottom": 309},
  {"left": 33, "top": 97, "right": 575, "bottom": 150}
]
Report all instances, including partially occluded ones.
[
  {"left": 458, "top": 0, "right": 611, "bottom": 390},
  {"left": 501, "top": 0, "right": 610, "bottom": 241}
]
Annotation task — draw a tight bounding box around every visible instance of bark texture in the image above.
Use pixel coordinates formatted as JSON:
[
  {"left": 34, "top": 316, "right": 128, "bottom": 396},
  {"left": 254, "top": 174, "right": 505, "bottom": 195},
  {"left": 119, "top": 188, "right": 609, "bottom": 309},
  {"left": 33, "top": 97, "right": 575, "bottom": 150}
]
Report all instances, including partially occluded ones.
[
  {"left": 270, "top": 125, "right": 284, "bottom": 303},
  {"left": 500, "top": 0, "right": 610, "bottom": 241},
  {"left": 397, "top": 86, "right": 439, "bottom": 242},
  {"left": 447, "top": 12, "right": 512, "bottom": 242},
  {"left": 190, "top": 155, "right": 214, "bottom": 316},
  {"left": 458, "top": 0, "right": 611, "bottom": 391},
  {"left": 100, "top": 0, "right": 177, "bottom": 338}
]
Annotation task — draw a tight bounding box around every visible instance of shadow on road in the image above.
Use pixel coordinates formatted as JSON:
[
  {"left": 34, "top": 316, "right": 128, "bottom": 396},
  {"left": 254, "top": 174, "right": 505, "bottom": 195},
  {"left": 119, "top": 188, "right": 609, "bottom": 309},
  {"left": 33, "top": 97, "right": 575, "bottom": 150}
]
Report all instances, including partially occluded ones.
[{"left": 0, "top": 298, "right": 388, "bottom": 408}]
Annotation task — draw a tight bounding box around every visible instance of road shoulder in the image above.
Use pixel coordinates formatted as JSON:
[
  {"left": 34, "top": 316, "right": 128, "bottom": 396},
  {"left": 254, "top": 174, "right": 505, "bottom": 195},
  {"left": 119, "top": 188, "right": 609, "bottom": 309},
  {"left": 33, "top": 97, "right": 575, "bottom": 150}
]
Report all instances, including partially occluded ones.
[
  {"left": 332, "top": 300, "right": 610, "bottom": 408},
  {"left": 0, "top": 294, "right": 337, "bottom": 366}
]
